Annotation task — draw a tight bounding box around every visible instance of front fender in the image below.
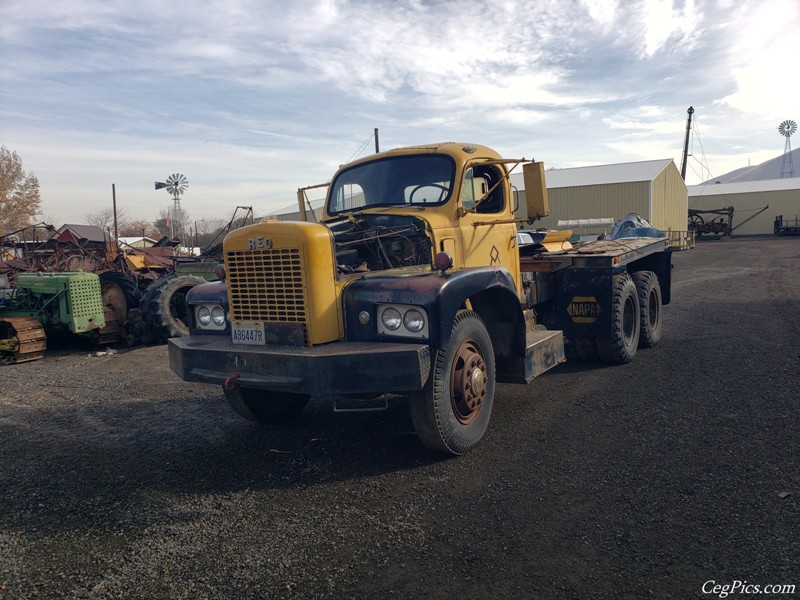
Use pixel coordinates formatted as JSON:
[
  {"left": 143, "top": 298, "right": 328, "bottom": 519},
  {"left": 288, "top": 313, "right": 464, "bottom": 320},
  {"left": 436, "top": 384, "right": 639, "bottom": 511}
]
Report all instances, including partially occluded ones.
[
  {"left": 185, "top": 280, "right": 229, "bottom": 334},
  {"left": 342, "top": 267, "right": 523, "bottom": 349}
]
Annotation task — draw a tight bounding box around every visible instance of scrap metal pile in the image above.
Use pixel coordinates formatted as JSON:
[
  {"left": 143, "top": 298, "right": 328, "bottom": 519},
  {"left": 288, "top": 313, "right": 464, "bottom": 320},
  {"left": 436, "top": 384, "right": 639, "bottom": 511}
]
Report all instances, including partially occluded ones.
[{"left": 0, "top": 212, "right": 250, "bottom": 364}]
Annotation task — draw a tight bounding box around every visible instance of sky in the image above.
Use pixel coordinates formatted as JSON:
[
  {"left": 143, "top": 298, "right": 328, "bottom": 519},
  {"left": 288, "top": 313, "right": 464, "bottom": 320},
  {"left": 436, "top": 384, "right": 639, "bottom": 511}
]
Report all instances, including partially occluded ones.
[{"left": 1, "top": 0, "right": 798, "bottom": 228}]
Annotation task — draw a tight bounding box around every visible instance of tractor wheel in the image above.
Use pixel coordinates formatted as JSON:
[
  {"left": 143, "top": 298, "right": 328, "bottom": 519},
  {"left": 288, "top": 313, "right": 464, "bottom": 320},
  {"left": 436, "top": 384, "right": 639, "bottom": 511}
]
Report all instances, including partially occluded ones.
[
  {"left": 632, "top": 271, "right": 662, "bottom": 348},
  {"left": 223, "top": 386, "right": 310, "bottom": 424},
  {"left": 100, "top": 271, "right": 141, "bottom": 316},
  {"left": 410, "top": 310, "right": 495, "bottom": 455},
  {"left": 596, "top": 273, "right": 640, "bottom": 364},
  {"left": 140, "top": 275, "right": 206, "bottom": 342},
  {"left": 98, "top": 272, "right": 141, "bottom": 344}
]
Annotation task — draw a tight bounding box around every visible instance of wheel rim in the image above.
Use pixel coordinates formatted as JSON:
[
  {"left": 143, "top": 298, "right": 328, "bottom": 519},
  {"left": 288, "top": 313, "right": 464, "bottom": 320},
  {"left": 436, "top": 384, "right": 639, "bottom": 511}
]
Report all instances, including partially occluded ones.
[
  {"left": 450, "top": 340, "right": 488, "bottom": 425},
  {"left": 101, "top": 282, "right": 128, "bottom": 322},
  {"left": 623, "top": 295, "right": 636, "bottom": 346}
]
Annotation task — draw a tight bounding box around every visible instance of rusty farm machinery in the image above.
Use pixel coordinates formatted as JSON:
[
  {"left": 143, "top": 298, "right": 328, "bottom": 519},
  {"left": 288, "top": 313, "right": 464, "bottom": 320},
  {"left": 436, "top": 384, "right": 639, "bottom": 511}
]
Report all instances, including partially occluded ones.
[
  {"left": 0, "top": 208, "right": 253, "bottom": 363},
  {"left": 688, "top": 205, "right": 769, "bottom": 238}
]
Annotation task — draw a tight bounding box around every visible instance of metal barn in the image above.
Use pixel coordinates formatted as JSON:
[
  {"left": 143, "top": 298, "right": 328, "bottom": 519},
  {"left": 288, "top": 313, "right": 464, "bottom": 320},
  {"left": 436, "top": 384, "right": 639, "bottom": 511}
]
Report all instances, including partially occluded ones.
[
  {"left": 512, "top": 159, "right": 688, "bottom": 236},
  {"left": 687, "top": 179, "right": 800, "bottom": 235}
]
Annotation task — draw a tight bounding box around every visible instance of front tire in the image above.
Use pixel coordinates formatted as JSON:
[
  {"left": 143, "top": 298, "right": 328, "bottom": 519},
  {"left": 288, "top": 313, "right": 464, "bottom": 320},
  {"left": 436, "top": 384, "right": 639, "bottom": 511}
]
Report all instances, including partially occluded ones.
[
  {"left": 596, "top": 273, "right": 640, "bottom": 364},
  {"left": 223, "top": 386, "right": 310, "bottom": 424},
  {"left": 410, "top": 310, "right": 495, "bottom": 455}
]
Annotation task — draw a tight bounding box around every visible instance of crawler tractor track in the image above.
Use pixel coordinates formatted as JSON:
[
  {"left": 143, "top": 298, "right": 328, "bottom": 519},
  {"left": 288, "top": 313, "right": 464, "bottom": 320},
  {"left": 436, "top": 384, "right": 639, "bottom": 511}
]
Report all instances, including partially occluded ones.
[{"left": 0, "top": 317, "right": 47, "bottom": 364}]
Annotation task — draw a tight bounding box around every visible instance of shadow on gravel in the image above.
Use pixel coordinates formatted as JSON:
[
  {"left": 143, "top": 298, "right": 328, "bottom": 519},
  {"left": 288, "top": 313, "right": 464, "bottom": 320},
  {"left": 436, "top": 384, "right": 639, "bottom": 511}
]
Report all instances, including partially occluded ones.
[{"left": 0, "top": 389, "right": 449, "bottom": 530}]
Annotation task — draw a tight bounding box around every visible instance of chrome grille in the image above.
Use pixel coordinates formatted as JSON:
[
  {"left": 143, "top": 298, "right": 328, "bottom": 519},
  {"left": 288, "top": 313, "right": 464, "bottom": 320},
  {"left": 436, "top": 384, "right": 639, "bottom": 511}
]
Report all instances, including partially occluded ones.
[{"left": 226, "top": 248, "right": 307, "bottom": 325}]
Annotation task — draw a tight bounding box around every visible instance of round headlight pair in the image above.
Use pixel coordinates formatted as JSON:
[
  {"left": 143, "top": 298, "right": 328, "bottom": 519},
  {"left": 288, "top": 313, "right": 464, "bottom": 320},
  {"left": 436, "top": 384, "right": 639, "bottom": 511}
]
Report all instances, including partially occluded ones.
[
  {"left": 380, "top": 306, "right": 425, "bottom": 334},
  {"left": 197, "top": 305, "right": 225, "bottom": 327}
]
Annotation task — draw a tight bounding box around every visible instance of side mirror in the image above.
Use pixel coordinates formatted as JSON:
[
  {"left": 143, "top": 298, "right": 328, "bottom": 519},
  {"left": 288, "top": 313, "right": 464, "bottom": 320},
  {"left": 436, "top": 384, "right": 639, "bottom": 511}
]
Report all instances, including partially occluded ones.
[{"left": 522, "top": 162, "right": 549, "bottom": 219}]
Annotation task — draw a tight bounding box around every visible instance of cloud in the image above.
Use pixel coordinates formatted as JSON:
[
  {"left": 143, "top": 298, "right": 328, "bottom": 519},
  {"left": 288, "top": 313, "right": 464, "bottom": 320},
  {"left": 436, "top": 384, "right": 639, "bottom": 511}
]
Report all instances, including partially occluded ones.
[
  {"left": 639, "top": 0, "right": 701, "bottom": 57},
  {"left": 581, "top": 0, "right": 619, "bottom": 28},
  {"left": 1, "top": 0, "right": 796, "bottom": 221},
  {"left": 717, "top": 0, "right": 800, "bottom": 117}
]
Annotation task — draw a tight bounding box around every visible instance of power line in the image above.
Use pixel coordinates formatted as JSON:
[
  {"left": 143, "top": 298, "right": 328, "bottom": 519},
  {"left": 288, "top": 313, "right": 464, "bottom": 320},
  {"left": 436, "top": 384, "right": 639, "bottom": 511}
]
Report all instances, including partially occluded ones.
[{"left": 344, "top": 132, "right": 376, "bottom": 164}]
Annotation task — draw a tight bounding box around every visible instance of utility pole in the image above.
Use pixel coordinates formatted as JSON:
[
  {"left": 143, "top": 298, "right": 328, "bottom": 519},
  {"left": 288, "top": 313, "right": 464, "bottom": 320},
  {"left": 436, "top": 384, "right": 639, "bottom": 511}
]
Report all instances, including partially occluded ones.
[
  {"left": 680, "top": 106, "right": 694, "bottom": 180},
  {"left": 112, "top": 183, "right": 119, "bottom": 243}
]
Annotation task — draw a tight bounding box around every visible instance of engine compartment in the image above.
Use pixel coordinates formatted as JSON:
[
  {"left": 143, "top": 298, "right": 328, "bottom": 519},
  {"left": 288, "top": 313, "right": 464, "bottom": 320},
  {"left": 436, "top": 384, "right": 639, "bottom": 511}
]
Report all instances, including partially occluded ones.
[{"left": 326, "top": 214, "right": 432, "bottom": 274}]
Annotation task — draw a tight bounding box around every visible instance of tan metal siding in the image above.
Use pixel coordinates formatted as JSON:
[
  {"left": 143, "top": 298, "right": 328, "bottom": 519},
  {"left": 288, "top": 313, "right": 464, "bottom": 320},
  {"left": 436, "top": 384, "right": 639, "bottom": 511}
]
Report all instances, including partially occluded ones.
[
  {"left": 525, "top": 182, "right": 650, "bottom": 231},
  {"left": 689, "top": 188, "right": 800, "bottom": 235},
  {"left": 515, "top": 162, "right": 687, "bottom": 236},
  {"left": 650, "top": 162, "right": 689, "bottom": 234}
]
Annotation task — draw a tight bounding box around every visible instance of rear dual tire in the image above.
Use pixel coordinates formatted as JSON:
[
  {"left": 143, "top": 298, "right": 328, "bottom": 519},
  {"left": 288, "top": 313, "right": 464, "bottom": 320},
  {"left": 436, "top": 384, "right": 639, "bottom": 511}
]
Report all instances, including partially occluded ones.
[
  {"left": 569, "top": 271, "right": 662, "bottom": 364},
  {"left": 632, "top": 271, "right": 662, "bottom": 348},
  {"left": 596, "top": 273, "right": 640, "bottom": 364}
]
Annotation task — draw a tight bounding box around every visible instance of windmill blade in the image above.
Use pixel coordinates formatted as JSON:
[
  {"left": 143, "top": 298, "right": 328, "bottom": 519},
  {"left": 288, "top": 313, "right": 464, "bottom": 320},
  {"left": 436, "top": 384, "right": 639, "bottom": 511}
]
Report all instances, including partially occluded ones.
[
  {"left": 165, "top": 173, "right": 189, "bottom": 195},
  {"left": 779, "top": 119, "right": 797, "bottom": 137}
]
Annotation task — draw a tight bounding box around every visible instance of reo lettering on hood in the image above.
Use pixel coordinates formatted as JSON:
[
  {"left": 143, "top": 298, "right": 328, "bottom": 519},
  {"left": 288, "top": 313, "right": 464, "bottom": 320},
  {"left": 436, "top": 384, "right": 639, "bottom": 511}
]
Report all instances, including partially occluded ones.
[{"left": 247, "top": 237, "right": 273, "bottom": 250}]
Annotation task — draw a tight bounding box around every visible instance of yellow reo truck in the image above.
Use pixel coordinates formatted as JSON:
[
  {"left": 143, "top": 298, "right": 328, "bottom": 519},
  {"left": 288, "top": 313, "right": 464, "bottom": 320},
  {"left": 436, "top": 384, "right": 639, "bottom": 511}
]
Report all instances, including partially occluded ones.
[{"left": 168, "top": 142, "right": 672, "bottom": 454}]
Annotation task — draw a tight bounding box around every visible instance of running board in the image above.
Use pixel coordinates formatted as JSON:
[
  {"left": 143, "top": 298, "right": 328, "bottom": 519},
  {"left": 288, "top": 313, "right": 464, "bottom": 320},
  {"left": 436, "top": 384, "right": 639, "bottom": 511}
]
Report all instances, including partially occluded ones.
[{"left": 524, "top": 329, "right": 566, "bottom": 383}]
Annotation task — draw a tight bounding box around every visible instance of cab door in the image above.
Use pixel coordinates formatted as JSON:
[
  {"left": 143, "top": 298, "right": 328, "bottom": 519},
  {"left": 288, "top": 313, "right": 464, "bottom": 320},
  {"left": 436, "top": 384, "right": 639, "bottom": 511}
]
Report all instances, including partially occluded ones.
[{"left": 459, "top": 164, "right": 521, "bottom": 292}]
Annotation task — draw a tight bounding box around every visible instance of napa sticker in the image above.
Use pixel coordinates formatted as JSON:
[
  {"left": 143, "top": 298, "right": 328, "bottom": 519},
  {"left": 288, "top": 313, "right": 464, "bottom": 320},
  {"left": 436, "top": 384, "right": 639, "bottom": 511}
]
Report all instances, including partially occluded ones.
[{"left": 567, "top": 296, "right": 601, "bottom": 324}]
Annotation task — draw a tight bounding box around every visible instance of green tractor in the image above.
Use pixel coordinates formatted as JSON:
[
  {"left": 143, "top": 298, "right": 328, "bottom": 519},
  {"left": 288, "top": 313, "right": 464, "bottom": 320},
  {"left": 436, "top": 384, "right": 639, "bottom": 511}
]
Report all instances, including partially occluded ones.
[{"left": 0, "top": 271, "right": 109, "bottom": 364}]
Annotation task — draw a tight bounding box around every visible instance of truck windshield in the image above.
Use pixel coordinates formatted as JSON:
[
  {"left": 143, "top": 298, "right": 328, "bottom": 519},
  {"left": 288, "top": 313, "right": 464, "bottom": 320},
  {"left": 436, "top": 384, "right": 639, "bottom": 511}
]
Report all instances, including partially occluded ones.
[{"left": 327, "top": 154, "right": 455, "bottom": 215}]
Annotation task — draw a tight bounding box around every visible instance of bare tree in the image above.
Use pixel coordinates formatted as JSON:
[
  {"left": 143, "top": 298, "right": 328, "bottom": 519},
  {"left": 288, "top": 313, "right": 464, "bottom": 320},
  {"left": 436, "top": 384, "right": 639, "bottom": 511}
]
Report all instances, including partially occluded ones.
[
  {"left": 152, "top": 208, "right": 172, "bottom": 239},
  {"left": 83, "top": 207, "right": 129, "bottom": 232},
  {"left": 0, "top": 146, "right": 42, "bottom": 234},
  {"left": 194, "top": 217, "right": 228, "bottom": 249},
  {"left": 119, "top": 218, "right": 157, "bottom": 239},
  {"left": 152, "top": 206, "right": 191, "bottom": 242},
  {"left": 39, "top": 213, "right": 61, "bottom": 227}
]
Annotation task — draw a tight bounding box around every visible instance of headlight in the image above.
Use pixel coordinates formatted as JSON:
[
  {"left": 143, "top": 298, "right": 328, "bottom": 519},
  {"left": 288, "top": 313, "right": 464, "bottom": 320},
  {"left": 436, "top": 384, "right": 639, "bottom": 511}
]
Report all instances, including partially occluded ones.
[
  {"left": 195, "top": 304, "right": 226, "bottom": 331},
  {"left": 381, "top": 307, "right": 402, "bottom": 331},
  {"left": 376, "top": 304, "right": 428, "bottom": 338},
  {"left": 403, "top": 308, "right": 425, "bottom": 333},
  {"left": 211, "top": 306, "right": 226, "bottom": 326}
]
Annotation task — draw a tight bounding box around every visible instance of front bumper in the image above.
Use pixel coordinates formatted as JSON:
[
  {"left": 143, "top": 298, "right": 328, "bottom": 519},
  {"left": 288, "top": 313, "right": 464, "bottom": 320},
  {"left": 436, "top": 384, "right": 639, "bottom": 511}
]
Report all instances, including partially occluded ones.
[{"left": 168, "top": 335, "right": 431, "bottom": 395}]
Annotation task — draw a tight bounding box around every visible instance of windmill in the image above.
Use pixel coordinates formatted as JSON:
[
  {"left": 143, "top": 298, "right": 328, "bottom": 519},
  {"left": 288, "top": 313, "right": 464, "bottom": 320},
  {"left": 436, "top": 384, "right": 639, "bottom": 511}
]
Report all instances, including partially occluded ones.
[
  {"left": 155, "top": 173, "right": 189, "bottom": 239},
  {"left": 778, "top": 119, "right": 796, "bottom": 179}
]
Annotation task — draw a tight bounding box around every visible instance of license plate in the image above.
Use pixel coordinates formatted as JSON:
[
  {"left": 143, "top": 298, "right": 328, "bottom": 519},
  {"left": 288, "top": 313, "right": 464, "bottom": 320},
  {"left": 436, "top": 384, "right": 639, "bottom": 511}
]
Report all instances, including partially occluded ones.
[{"left": 231, "top": 321, "right": 265, "bottom": 345}]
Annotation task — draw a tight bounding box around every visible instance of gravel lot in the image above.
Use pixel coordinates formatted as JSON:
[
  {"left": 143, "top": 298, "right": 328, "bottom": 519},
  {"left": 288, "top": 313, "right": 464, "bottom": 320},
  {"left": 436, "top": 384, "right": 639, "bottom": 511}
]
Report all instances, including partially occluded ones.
[{"left": 1, "top": 236, "right": 798, "bottom": 599}]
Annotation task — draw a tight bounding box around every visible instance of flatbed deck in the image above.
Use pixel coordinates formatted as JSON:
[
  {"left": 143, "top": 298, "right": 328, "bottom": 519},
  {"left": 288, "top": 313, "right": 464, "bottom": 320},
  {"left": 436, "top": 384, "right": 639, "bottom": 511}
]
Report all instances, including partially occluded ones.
[{"left": 521, "top": 237, "right": 672, "bottom": 271}]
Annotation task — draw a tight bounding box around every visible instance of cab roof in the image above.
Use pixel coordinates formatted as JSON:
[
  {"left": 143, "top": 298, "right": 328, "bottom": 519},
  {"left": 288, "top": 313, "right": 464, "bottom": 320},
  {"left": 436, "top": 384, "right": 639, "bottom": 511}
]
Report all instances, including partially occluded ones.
[{"left": 340, "top": 142, "right": 503, "bottom": 171}]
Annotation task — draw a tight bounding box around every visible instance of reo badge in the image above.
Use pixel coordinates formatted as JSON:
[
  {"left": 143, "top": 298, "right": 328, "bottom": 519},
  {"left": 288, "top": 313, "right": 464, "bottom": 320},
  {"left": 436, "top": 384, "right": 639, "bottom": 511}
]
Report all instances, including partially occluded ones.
[{"left": 247, "top": 237, "right": 273, "bottom": 250}]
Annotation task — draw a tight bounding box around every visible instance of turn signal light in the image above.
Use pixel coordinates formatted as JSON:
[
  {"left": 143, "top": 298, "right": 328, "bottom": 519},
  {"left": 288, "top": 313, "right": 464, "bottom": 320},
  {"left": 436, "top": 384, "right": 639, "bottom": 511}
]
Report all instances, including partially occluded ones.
[{"left": 434, "top": 251, "right": 453, "bottom": 272}]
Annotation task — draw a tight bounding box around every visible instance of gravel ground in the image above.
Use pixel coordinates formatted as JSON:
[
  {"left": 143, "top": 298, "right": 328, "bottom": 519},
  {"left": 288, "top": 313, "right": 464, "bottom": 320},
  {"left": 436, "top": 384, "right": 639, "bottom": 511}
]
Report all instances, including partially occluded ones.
[{"left": 1, "top": 236, "right": 798, "bottom": 599}]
